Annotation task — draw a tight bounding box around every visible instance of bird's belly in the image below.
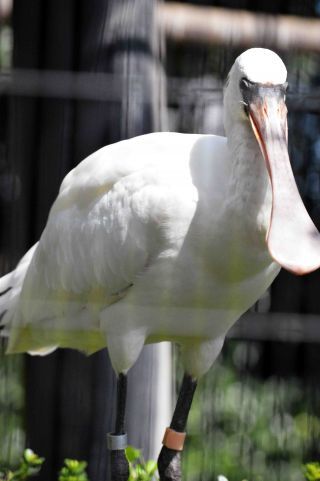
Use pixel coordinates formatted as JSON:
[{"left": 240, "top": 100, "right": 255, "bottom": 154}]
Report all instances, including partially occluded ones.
[{"left": 102, "top": 258, "right": 280, "bottom": 343}]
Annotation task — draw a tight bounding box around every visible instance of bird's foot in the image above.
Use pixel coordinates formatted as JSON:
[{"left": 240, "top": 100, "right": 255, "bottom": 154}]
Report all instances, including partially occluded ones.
[
  {"left": 158, "top": 446, "right": 182, "bottom": 481},
  {"left": 108, "top": 433, "right": 129, "bottom": 481}
]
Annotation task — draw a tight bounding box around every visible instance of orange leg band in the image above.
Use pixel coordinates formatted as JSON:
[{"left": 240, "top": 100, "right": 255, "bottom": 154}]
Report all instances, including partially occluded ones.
[{"left": 162, "top": 427, "right": 186, "bottom": 451}]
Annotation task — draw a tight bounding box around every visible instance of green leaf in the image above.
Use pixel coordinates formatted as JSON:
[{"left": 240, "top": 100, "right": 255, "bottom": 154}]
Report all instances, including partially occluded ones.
[
  {"left": 23, "top": 449, "right": 45, "bottom": 467},
  {"left": 58, "top": 458, "right": 89, "bottom": 481},
  {"left": 126, "top": 446, "right": 141, "bottom": 463},
  {"left": 303, "top": 462, "right": 320, "bottom": 481},
  {"left": 145, "top": 461, "right": 157, "bottom": 476}
]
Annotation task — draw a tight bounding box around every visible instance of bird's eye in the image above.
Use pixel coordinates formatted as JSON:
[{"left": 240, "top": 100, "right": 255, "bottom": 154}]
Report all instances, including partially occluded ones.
[
  {"left": 239, "top": 78, "right": 251, "bottom": 116},
  {"left": 240, "top": 77, "right": 249, "bottom": 89},
  {"left": 239, "top": 77, "right": 254, "bottom": 90}
]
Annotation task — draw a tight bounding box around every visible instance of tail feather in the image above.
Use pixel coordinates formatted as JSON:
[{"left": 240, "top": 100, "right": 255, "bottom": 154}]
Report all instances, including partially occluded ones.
[
  {"left": 0, "top": 274, "right": 13, "bottom": 294},
  {"left": 0, "top": 243, "right": 38, "bottom": 333},
  {"left": 0, "top": 242, "right": 59, "bottom": 356}
]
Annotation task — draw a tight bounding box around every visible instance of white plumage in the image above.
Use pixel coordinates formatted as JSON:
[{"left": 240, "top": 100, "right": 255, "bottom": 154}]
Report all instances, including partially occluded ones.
[{"left": 1, "top": 48, "right": 320, "bottom": 377}]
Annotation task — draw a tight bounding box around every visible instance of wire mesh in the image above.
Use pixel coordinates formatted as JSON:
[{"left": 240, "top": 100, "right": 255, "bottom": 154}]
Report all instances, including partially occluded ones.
[{"left": 1, "top": 2, "right": 320, "bottom": 481}]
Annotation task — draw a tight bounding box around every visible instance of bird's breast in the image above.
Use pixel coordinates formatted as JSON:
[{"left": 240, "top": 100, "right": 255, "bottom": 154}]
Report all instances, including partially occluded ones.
[{"left": 111, "top": 250, "right": 280, "bottom": 343}]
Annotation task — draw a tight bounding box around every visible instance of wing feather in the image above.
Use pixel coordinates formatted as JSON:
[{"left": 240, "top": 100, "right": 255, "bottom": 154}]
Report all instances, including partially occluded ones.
[{"left": 7, "top": 132, "right": 202, "bottom": 353}]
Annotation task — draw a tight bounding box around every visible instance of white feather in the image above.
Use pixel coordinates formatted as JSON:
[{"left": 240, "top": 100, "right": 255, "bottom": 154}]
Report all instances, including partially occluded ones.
[{"left": 2, "top": 49, "right": 288, "bottom": 376}]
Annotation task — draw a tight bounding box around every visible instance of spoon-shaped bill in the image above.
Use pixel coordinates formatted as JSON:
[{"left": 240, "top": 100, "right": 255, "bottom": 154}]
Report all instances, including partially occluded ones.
[{"left": 248, "top": 92, "right": 320, "bottom": 275}]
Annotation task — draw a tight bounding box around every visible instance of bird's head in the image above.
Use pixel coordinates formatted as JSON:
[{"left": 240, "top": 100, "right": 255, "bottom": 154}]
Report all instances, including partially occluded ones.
[
  {"left": 224, "top": 48, "right": 287, "bottom": 124},
  {"left": 224, "top": 48, "right": 320, "bottom": 275}
]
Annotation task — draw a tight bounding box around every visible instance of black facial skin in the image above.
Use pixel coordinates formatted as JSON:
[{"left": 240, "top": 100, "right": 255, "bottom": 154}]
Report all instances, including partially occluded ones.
[{"left": 240, "top": 77, "right": 288, "bottom": 115}]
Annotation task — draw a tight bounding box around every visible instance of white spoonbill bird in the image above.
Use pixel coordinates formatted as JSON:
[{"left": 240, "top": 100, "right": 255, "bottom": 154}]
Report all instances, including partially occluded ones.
[{"left": 1, "top": 48, "right": 320, "bottom": 481}]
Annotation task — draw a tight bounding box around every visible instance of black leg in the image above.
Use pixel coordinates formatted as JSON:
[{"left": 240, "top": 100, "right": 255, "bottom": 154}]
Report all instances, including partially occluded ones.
[
  {"left": 108, "top": 373, "right": 129, "bottom": 481},
  {"left": 158, "top": 373, "right": 198, "bottom": 481}
]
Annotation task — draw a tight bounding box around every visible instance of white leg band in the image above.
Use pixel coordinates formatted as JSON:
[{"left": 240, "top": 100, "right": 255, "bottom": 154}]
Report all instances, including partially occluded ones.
[{"left": 107, "top": 433, "right": 128, "bottom": 450}]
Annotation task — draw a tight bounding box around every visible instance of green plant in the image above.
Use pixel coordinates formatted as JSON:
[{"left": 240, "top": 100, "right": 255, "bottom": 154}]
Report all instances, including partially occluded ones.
[
  {"left": 182, "top": 342, "right": 320, "bottom": 481},
  {"left": 0, "top": 449, "right": 44, "bottom": 481},
  {"left": 126, "top": 446, "right": 158, "bottom": 481},
  {"left": 58, "top": 459, "right": 89, "bottom": 481},
  {"left": 0, "top": 450, "right": 89, "bottom": 481},
  {"left": 303, "top": 462, "right": 320, "bottom": 481},
  {"left": 0, "top": 446, "right": 158, "bottom": 481}
]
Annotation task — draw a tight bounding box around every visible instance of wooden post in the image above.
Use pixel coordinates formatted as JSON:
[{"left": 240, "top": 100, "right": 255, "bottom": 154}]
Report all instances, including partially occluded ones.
[{"left": 157, "top": 2, "right": 320, "bottom": 52}]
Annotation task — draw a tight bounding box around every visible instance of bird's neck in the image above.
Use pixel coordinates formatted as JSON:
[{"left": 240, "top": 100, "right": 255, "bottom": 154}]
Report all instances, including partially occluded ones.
[{"left": 225, "top": 122, "right": 273, "bottom": 240}]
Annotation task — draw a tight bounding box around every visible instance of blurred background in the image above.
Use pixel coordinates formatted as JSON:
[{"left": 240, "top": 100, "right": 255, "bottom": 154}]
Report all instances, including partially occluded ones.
[{"left": 1, "top": 1, "right": 320, "bottom": 480}]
